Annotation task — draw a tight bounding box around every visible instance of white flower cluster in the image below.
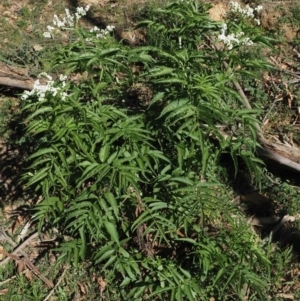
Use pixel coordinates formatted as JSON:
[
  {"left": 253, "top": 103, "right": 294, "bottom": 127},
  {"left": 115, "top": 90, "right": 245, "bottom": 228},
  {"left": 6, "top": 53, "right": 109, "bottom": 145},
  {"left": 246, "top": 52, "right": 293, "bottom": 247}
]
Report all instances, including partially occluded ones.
[
  {"left": 21, "top": 73, "right": 68, "bottom": 102},
  {"left": 43, "top": 6, "right": 90, "bottom": 38},
  {"left": 218, "top": 23, "right": 253, "bottom": 50},
  {"left": 87, "top": 25, "right": 115, "bottom": 40},
  {"left": 229, "top": 1, "right": 263, "bottom": 25}
]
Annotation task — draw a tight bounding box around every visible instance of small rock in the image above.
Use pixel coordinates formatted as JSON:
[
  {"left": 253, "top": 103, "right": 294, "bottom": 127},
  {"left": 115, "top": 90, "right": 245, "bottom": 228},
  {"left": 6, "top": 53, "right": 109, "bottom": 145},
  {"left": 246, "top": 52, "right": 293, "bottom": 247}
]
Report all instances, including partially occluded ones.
[{"left": 32, "top": 44, "right": 44, "bottom": 52}]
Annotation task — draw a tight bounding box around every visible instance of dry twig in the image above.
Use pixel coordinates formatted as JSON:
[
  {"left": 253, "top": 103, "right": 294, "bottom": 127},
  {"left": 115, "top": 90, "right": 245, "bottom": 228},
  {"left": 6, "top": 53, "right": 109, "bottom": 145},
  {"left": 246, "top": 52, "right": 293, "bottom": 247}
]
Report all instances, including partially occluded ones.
[
  {"left": 43, "top": 266, "right": 69, "bottom": 301},
  {"left": 0, "top": 229, "right": 54, "bottom": 288}
]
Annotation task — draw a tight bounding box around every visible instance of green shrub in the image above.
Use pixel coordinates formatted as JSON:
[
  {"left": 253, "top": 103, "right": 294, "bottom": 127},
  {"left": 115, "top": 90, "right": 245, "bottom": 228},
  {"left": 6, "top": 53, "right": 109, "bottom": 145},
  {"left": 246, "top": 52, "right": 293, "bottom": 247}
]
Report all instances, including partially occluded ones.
[{"left": 21, "top": 1, "right": 282, "bottom": 300}]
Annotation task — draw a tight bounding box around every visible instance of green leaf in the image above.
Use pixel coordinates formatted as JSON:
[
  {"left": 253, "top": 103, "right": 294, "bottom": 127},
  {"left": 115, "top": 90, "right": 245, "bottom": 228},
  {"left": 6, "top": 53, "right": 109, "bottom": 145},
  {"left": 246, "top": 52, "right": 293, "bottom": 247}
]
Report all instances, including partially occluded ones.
[
  {"left": 120, "top": 277, "right": 131, "bottom": 287},
  {"left": 168, "top": 177, "right": 194, "bottom": 186},
  {"left": 95, "top": 249, "right": 115, "bottom": 264},
  {"left": 99, "top": 144, "right": 110, "bottom": 163},
  {"left": 28, "top": 148, "right": 55, "bottom": 160},
  {"left": 26, "top": 167, "right": 49, "bottom": 187},
  {"left": 155, "top": 78, "right": 186, "bottom": 84},
  {"left": 107, "top": 151, "right": 118, "bottom": 164},
  {"left": 105, "top": 192, "right": 119, "bottom": 218},
  {"left": 102, "top": 255, "right": 118, "bottom": 269},
  {"left": 183, "top": 284, "right": 194, "bottom": 301},
  {"left": 148, "top": 150, "right": 170, "bottom": 163},
  {"left": 104, "top": 221, "right": 120, "bottom": 246},
  {"left": 149, "top": 67, "right": 173, "bottom": 77},
  {"left": 119, "top": 247, "right": 130, "bottom": 258},
  {"left": 28, "top": 106, "right": 53, "bottom": 119},
  {"left": 99, "top": 48, "right": 121, "bottom": 57}
]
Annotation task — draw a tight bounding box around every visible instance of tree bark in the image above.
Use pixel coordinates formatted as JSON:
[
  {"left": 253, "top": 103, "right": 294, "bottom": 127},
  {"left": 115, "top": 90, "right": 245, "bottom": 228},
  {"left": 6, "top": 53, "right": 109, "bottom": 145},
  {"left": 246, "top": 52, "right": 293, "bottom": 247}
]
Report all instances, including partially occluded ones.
[
  {"left": 258, "top": 137, "right": 300, "bottom": 172},
  {"left": 0, "top": 62, "right": 34, "bottom": 90}
]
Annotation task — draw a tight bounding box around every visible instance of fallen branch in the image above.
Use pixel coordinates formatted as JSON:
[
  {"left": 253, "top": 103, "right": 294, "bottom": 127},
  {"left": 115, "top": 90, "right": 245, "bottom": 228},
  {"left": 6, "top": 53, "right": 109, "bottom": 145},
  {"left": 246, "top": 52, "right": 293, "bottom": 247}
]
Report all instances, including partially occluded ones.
[
  {"left": 0, "top": 231, "right": 38, "bottom": 267},
  {"left": 0, "top": 63, "right": 34, "bottom": 90},
  {"left": 257, "top": 139, "right": 300, "bottom": 172},
  {"left": 0, "top": 229, "right": 54, "bottom": 288}
]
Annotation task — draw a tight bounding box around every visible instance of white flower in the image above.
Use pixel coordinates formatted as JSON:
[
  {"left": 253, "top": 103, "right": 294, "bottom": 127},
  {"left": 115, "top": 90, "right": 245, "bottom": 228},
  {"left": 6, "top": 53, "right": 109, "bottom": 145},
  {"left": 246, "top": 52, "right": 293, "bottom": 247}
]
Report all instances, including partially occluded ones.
[
  {"left": 218, "top": 23, "right": 253, "bottom": 50},
  {"left": 21, "top": 90, "right": 30, "bottom": 100},
  {"left": 59, "top": 74, "right": 68, "bottom": 82},
  {"left": 254, "top": 18, "right": 260, "bottom": 25},
  {"left": 75, "top": 7, "right": 87, "bottom": 19},
  {"left": 41, "top": 73, "right": 53, "bottom": 81},
  {"left": 229, "top": 1, "right": 262, "bottom": 20},
  {"left": 63, "top": 9, "right": 75, "bottom": 27},
  {"left": 255, "top": 5, "right": 263, "bottom": 12},
  {"left": 53, "top": 14, "right": 66, "bottom": 28},
  {"left": 242, "top": 37, "right": 254, "bottom": 46},
  {"left": 90, "top": 26, "right": 100, "bottom": 33},
  {"left": 45, "top": 6, "right": 93, "bottom": 38},
  {"left": 106, "top": 25, "right": 115, "bottom": 32},
  {"left": 61, "top": 92, "right": 68, "bottom": 101},
  {"left": 96, "top": 33, "right": 106, "bottom": 39},
  {"left": 47, "top": 25, "right": 55, "bottom": 32},
  {"left": 89, "top": 25, "right": 115, "bottom": 39},
  {"left": 21, "top": 73, "right": 68, "bottom": 102},
  {"left": 43, "top": 32, "right": 52, "bottom": 38}
]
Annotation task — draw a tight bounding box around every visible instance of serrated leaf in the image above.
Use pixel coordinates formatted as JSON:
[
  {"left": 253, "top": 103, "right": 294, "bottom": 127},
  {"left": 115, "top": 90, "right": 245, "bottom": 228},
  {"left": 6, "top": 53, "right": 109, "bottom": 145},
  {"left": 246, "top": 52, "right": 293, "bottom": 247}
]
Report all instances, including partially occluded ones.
[
  {"left": 148, "top": 150, "right": 170, "bottom": 163},
  {"left": 149, "top": 67, "right": 173, "bottom": 77},
  {"left": 155, "top": 78, "right": 186, "bottom": 84},
  {"left": 105, "top": 192, "right": 119, "bottom": 218},
  {"left": 28, "top": 148, "right": 55, "bottom": 160},
  {"left": 107, "top": 151, "right": 118, "bottom": 164},
  {"left": 168, "top": 177, "right": 194, "bottom": 186},
  {"left": 120, "top": 277, "right": 131, "bottom": 287},
  {"left": 104, "top": 221, "right": 120, "bottom": 246},
  {"left": 27, "top": 167, "right": 49, "bottom": 187},
  {"left": 28, "top": 106, "right": 53, "bottom": 119},
  {"left": 102, "top": 255, "right": 118, "bottom": 270},
  {"left": 95, "top": 249, "right": 115, "bottom": 264},
  {"left": 99, "top": 144, "right": 110, "bottom": 163},
  {"left": 158, "top": 99, "right": 189, "bottom": 119},
  {"left": 119, "top": 247, "right": 130, "bottom": 258}
]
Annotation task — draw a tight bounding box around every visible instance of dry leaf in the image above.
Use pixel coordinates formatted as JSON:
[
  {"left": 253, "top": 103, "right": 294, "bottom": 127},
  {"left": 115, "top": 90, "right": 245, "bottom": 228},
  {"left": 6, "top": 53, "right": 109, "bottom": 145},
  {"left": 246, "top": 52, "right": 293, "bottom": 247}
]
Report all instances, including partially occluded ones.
[
  {"left": 97, "top": 277, "right": 107, "bottom": 297},
  {"left": 0, "top": 246, "right": 4, "bottom": 261},
  {"left": 25, "top": 269, "right": 33, "bottom": 282},
  {"left": 0, "top": 288, "right": 8, "bottom": 295},
  {"left": 16, "top": 259, "right": 26, "bottom": 274},
  {"left": 276, "top": 293, "right": 294, "bottom": 300},
  {"left": 49, "top": 253, "right": 56, "bottom": 264},
  {"left": 10, "top": 215, "right": 25, "bottom": 234},
  {"left": 78, "top": 282, "right": 87, "bottom": 295}
]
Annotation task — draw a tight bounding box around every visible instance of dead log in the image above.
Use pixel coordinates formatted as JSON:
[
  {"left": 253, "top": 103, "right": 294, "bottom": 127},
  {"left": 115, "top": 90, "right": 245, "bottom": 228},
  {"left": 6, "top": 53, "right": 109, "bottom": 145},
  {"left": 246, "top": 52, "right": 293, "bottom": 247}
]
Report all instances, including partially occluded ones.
[
  {"left": 258, "top": 137, "right": 300, "bottom": 172},
  {"left": 0, "top": 62, "right": 34, "bottom": 90}
]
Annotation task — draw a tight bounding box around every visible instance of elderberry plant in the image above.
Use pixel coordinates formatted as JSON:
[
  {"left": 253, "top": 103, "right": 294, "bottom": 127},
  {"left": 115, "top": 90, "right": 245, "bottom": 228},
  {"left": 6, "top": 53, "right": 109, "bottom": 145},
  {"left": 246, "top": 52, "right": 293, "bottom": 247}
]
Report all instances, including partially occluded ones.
[{"left": 21, "top": 1, "right": 285, "bottom": 300}]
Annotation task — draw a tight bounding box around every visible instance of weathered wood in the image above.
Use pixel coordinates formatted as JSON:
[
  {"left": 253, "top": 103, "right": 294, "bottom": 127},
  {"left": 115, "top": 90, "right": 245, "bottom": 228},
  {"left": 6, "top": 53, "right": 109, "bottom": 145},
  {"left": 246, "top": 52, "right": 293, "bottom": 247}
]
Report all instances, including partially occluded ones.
[
  {"left": 258, "top": 137, "right": 300, "bottom": 172},
  {"left": 0, "top": 62, "right": 34, "bottom": 90}
]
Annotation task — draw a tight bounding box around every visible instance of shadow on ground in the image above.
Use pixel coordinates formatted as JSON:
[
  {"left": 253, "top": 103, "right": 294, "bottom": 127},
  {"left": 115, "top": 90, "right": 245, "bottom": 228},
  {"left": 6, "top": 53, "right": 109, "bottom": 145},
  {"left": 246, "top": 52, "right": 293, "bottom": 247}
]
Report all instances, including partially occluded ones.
[{"left": 0, "top": 89, "right": 36, "bottom": 216}]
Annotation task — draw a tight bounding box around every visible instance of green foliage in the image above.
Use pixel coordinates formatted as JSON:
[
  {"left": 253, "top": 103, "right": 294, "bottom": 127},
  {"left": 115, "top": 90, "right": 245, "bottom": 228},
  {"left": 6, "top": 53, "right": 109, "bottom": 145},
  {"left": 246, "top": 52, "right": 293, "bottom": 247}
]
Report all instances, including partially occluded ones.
[{"left": 20, "top": 0, "right": 287, "bottom": 299}]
